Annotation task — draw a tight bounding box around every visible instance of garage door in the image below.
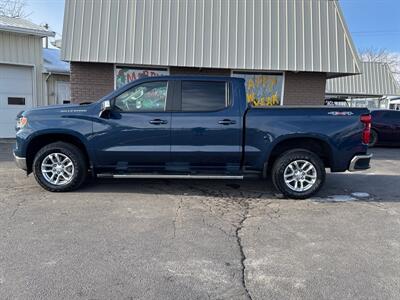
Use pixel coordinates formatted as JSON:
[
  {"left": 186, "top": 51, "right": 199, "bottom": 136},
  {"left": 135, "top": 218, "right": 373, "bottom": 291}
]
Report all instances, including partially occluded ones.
[{"left": 0, "top": 65, "right": 33, "bottom": 138}]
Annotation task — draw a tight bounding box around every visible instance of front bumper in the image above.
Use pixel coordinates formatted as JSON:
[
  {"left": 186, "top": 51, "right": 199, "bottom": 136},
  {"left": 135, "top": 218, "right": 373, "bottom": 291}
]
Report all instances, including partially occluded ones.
[
  {"left": 348, "top": 154, "right": 373, "bottom": 172},
  {"left": 13, "top": 152, "right": 27, "bottom": 171}
]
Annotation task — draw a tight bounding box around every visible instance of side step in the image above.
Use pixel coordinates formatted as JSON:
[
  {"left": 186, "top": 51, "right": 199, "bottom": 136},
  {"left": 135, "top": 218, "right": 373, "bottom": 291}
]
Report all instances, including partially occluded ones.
[{"left": 97, "top": 174, "right": 244, "bottom": 180}]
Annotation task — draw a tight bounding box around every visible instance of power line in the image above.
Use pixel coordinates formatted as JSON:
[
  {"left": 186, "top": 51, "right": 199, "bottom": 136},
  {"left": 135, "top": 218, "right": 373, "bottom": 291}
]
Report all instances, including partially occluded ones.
[{"left": 351, "top": 30, "right": 400, "bottom": 36}]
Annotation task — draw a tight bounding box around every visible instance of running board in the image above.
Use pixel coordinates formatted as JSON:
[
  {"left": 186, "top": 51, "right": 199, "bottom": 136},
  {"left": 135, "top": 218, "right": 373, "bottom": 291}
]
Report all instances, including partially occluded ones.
[{"left": 97, "top": 174, "right": 244, "bottom": 180}]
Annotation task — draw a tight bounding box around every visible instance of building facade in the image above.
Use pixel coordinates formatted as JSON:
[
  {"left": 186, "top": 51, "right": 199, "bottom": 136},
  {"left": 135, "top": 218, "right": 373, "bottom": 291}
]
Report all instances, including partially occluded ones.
[
  {"left": 42, "top": 48, "right": 71, "bottom": 106},
  {"left": 326, "top": 61, "right": 400, "bottom": 98},
  {"left": 0, "top": 16, "right": 54, "bottom": 137},
  {"left": 62, "top": 0, "right": 361, "bottom": 106}
]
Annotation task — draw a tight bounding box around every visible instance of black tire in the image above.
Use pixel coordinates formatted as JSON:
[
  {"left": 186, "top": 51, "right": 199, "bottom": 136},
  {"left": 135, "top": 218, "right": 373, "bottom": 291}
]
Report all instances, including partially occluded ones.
[
  {"left": 271, "top": 149, "right": 326, "bottom": 199},
  {"left": 32, "top": 142, "right": 88, "bottom": 192},
  {"left": 369, "top": 130, "right": 378, "bottom": 147}
]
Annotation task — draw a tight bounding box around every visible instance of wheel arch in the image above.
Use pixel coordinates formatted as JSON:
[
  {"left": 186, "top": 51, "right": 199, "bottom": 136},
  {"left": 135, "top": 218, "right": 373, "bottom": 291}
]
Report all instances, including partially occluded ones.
[
  {"left": 25, "top": 131, "right": 91, "bottom": 174},
  {"left": 265, "top": 136, "right": 333, "bottom": 175}
]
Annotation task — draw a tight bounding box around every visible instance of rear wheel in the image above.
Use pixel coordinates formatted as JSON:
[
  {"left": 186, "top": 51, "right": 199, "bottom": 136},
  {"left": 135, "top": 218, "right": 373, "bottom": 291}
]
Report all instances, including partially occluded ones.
[
  {"left": 271, "top": 149, "right": 326, "bottom": 199},
  {"left": 33, "top": 142, "right": 88, "bottom": 192},
  {"left": 369, "top": 130, "right": 378, "bottom": 147}
]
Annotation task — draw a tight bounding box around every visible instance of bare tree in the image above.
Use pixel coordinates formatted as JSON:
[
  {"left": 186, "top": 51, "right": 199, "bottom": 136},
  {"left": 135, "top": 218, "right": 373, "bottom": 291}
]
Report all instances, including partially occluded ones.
[
  {"left": 0, "top": 0, "right": 30, "bottom": 18},
  {"left": 360, "top": 48, "right": 400, "bottom": 84}
]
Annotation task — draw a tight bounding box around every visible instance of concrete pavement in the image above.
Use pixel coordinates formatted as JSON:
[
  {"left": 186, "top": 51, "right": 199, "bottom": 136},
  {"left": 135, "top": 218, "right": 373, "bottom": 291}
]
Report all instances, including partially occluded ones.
[{"left": 0, "top": 142, "right": 399, "bottom": 299}]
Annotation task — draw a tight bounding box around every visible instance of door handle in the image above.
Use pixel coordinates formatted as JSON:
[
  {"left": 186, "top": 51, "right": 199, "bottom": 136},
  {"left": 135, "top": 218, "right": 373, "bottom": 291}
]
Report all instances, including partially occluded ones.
[
  {"left": 218, "top": 119, "right": 236, "bottom": 125},
  {"left": 149, "top": 119, "right": 168, "bottom": 125}
]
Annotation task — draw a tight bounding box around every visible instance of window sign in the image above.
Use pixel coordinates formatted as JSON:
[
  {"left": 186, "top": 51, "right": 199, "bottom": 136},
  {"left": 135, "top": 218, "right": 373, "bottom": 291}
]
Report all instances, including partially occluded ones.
[
  {"left": 115, "top": 67, "right": 169, "bottom": 89},
  {"left": 233, "top": 73, "right": 283, "bottom": 106}
]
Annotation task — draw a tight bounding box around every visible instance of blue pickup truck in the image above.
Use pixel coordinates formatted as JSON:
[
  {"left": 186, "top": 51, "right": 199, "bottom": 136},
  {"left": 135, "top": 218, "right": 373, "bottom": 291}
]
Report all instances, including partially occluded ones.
[{"left": 14, "top": 76, "right": 372, "bottom": 199}]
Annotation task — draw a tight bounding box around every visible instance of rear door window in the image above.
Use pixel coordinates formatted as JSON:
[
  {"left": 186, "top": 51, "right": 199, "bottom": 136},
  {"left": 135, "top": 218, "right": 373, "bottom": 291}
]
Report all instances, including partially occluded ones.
[{"left": 181, "top": 81, "right": 228, "bottom": 112}]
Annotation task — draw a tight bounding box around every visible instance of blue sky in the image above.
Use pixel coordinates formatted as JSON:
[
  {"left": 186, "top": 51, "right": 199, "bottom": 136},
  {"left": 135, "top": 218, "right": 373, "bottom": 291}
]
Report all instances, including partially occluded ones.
[
  {"left": 26, "top": 0, "right": 64, "bottom": 38},
  {"left": 26, "top": 0, "right": 400, "bottom": 53},
  {"left": 340, "top": 0, "right": 400, "bottom": 52}
]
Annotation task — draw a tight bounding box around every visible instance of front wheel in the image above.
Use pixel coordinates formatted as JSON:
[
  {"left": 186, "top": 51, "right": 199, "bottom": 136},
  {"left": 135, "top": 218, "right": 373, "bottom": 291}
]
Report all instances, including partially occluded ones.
[
  {"left": 33, "top": 142, "right": 88, "bottom": 192},
  {"left": 271, "top": 149, "right": 326, "bottom": 199}
]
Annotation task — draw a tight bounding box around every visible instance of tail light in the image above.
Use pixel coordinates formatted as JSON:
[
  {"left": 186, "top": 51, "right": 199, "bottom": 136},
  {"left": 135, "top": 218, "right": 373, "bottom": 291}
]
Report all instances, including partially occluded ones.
[{"left": 360, "top": 114, "right": 371, "bottom": 145}]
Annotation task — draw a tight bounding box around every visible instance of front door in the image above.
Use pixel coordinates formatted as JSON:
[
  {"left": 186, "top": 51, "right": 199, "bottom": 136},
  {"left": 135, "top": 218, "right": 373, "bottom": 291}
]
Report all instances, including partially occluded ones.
[
  {"left": 170, "top": 80, "right": 242, "bottom": 173},
  {"left": 93, "top": 80, "right": 171, "bottom": 171}
]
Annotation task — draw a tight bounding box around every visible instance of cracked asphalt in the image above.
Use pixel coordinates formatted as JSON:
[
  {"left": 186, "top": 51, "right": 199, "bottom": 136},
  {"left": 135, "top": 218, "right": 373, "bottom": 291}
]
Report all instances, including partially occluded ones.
[{"left": 1, "top": 140, "right": 400, "bottom": 299}]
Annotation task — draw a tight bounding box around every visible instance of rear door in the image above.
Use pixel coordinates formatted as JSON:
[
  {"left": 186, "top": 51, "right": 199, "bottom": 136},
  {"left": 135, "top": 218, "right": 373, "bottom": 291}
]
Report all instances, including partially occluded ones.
[
  {"left": 169, "top": 80, "right": 242, "bottom": 173},
  {"left": 93, "top": 80, "right": 172, "bottom": 171}
]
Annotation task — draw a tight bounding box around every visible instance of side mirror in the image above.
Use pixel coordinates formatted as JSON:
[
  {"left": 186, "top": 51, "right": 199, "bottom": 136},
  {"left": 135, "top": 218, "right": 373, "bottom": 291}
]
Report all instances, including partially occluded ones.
[{"left": 99, "top": 100, "right": 111, "bottom": 118}]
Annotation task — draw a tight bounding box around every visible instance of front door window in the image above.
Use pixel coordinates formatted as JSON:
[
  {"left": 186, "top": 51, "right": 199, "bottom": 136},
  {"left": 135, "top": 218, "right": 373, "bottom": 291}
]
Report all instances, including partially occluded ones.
[{"left": 115, "top": 81, "right": 168, "bottom": 112}]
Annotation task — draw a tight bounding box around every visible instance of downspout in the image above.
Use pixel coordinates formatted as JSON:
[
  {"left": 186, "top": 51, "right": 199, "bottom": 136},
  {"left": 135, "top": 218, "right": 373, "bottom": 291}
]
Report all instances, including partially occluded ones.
[{"left": 45, "top": 72, "right": 52, "bottom": 105}]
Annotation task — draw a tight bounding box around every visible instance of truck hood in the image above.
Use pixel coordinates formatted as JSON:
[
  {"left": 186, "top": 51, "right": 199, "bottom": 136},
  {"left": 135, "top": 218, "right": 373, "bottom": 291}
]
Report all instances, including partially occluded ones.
[{"left": 22, "top": 103, "right": 95, "bottom": 117}]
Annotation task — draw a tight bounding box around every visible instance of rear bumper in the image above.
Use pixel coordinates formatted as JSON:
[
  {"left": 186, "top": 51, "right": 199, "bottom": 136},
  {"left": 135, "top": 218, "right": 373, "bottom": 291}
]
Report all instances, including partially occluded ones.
[
  {"left": 13, "top": 152, "right": 27, "bottom": 171},
  {"left": 348, "top": 154, "right": 372, "bottom": 172}
]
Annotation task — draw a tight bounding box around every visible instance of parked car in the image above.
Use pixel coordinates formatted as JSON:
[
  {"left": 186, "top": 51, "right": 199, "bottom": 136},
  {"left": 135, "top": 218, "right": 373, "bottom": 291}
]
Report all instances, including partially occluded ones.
[
  {"left": 369, "top": 110, "right": 400, "bottom": 147},
  {"left": 14, "top": 76, "right": 372, "bottom": 199}
]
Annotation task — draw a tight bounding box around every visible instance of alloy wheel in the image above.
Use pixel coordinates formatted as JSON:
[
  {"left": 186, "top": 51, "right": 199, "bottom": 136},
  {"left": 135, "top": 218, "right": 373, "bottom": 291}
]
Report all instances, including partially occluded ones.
[
  {"left": 283, "top": 160, "right": 317, "bottom": 192},
  {"left": 41, "top": 153, "right": 75, "bottom": 185}
]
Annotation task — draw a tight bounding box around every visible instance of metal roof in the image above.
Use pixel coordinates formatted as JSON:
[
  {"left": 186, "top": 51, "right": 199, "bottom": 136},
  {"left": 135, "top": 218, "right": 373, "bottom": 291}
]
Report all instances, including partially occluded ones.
[
  {"left": 43, "top": 48, "right": 70, "bottom": 75},
  {"left": 0, "top": 15, "right": 55, "bottom": 37},
  {"left": 61, "top": 0, "right": 361, "bottom": 76},
  {"left": 326, "top": 62, "right": 400, "bottom": 97}
]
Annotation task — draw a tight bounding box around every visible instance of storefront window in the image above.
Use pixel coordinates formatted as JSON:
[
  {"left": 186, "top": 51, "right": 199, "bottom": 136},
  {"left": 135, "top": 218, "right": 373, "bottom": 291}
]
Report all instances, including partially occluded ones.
[
  {"left": 233, "top": 72, "right": 283, "bottom": 106},
  {"left": 115, "top": 67, "right": 169, "bottom": 89}
]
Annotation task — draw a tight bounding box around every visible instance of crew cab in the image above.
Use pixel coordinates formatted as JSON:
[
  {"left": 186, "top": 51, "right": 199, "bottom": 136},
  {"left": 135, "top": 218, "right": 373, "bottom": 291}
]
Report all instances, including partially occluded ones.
[{"left": 14, "top": 76, "right": 372, "bottom": 199}]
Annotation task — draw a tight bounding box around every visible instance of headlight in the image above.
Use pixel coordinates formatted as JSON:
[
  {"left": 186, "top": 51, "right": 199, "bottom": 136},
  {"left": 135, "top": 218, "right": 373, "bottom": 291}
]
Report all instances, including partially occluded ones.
[{"left": 16, "top": 116, "right": 28, "bottom": 130}]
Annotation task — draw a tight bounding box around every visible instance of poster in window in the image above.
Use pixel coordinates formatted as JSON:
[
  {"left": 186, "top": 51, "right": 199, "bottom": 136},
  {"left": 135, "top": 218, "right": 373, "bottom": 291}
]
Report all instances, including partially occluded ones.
[
  {"left": 115, "top": 67, "right": 169, "bottom": 89},
  {"left": 234, "top": 73, "right": 283, "bottom": 106}
]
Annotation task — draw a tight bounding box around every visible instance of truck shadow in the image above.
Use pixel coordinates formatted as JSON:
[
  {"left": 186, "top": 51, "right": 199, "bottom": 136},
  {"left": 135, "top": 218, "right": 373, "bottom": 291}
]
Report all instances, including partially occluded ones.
[
  {"left": 78, "top": 172, "right": 400, "bottom": 203},
  {"left": 2, "top": 142, "right": 399, "bottom": 202}
]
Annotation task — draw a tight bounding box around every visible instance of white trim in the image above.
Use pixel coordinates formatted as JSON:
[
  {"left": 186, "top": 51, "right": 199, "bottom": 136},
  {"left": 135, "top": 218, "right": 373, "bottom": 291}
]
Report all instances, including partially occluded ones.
[
  {"left": 114, "top": 0, "right": 120, "bottom": 62},
  {"left": 96, "top": 0, "right": 102, "bottom": 61},
  {"left": 281, "top": 72, "right": 286, "bottom": 106},
  {"left": 78, "top": 0, "right": 85, "bottom": 61},
  {"left": 140, "top": 0, "right": 146, "bottom": 64},
  {"left": 0, "top": 26, "right": 54, "bottom": 37},
  {"left": 113, "top": 63, "right": 116, "bottom": 90},
  {"left": 232, "top": 69, "right": 283, "bottom": 75},
  {"left": 0, "top": 61, "right": 35, "bottom": 67},
  {"left": 32, "top": 65, "right": 37, "bottom": 106}
]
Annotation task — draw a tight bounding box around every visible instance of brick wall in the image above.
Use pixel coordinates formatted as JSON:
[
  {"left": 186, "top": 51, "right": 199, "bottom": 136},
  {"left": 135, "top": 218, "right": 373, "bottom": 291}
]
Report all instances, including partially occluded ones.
[
  {"left": 283, "top": 72, "right": 327, "bottom": 106},
  {"left": 70, "top": 62, "right": 114, "bottom": 103},
  {"left": 70, "top": 62, "right": 326, "bottom": 106}
]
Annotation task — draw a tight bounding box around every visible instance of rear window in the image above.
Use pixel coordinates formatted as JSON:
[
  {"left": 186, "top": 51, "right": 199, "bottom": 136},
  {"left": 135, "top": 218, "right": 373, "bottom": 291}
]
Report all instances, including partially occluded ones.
[{"left": 181, "top": 81, "right": 228, "bottom": 112}]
